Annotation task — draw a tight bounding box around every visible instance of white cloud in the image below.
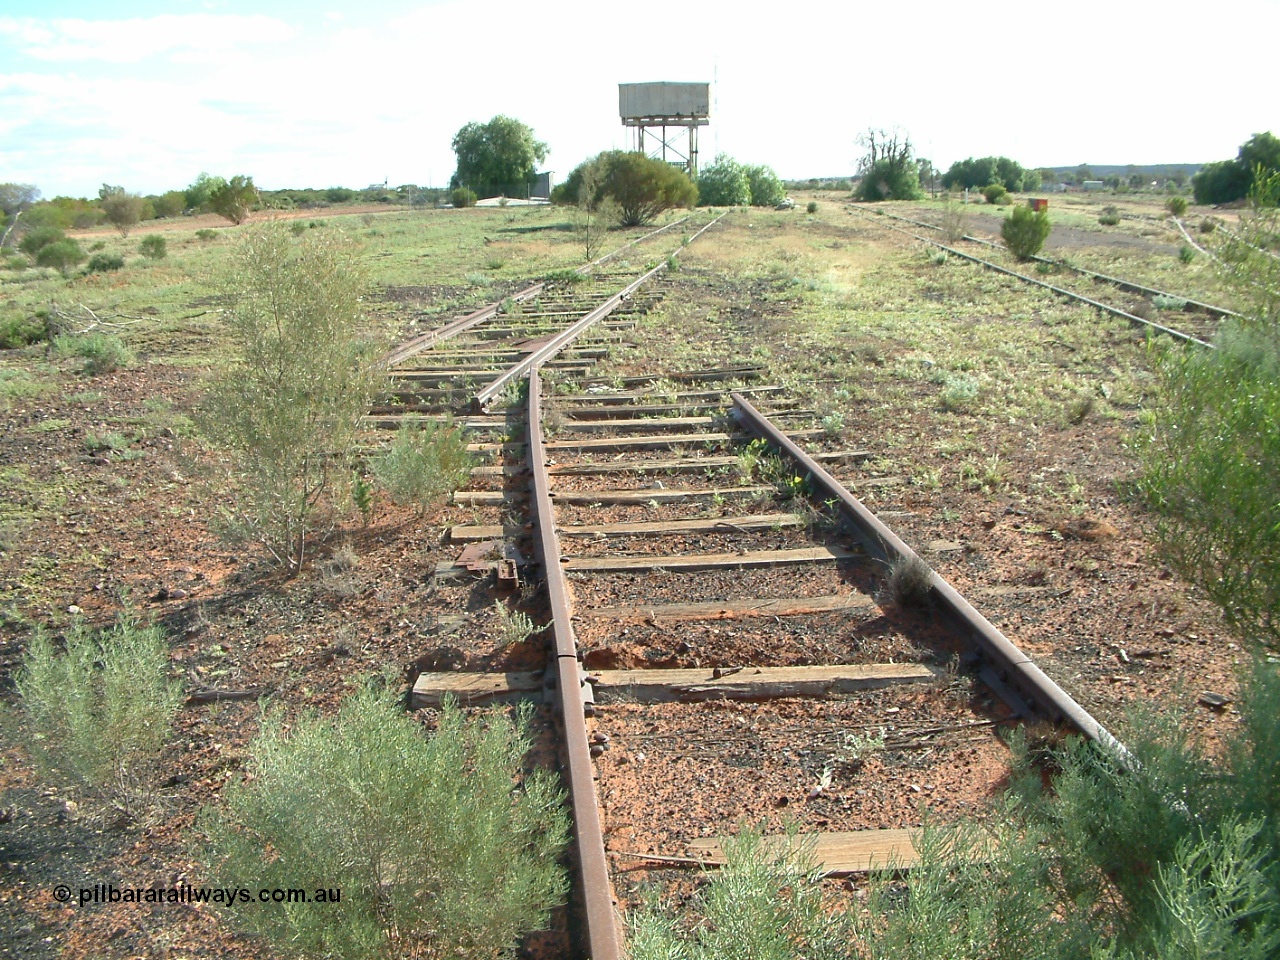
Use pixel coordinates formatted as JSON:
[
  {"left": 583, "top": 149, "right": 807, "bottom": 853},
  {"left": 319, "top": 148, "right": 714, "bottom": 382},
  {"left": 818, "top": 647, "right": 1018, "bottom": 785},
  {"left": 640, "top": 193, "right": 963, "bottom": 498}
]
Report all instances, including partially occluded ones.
[{"left": 0, "top": 13, "right": 294, "bottom": 64}]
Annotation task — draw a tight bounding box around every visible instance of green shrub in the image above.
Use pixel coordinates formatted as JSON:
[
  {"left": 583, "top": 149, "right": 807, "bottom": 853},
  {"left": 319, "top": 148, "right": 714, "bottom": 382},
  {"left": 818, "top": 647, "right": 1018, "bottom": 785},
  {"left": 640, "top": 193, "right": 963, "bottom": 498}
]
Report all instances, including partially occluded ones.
[
  {"left": 450, "top": 186, "right": 477, "bottom": 208},
  {"left": 1167, "top": 195, "right": 1188, "bottom": 217},
  {"left": 35, "top": 238, "right": 85, "bottom": 273},
  {"left": 745, "top": 164, "right": 786, "bottom": 206},
  {"left": 201, "top": 225, "right": 381, "bottom": 573},
  {"left": 982, "top": 183, "right": 1009, "bottom": 204},
  {"left": 940, "top": 202, "right": 967, "bottom": 242},
  {"left": 698, "top": 154, "right": 752, "bottom": 207},
  {"left": 1098, "top": 205, "right": 1122, "bottom": 226},
  {"left": 139, "top": 234, "right": 167, "bottom": 259},
  {"left": 806, "top": 200, "right": 818, "bottom": 214},
  {"left": 630, "top": 829, "right": 845, "bottom": 960},
  {"left": 153, "top": 190, "right": 185, "bottom": 218},
  {"left": 1179, "top": 244, "right": 1196, "bottom": 263},
  {"left": 371, "top": 416, "right": 474, "bottom": 512},
  {"left": 1152, "top": 294, "right": 1188, "bottom": 311},
  {"left": 1200, "top": 217, "right": 1217, "bottom": 234},
  {"left": 51, "top": 332, "right": 133, "bottom": 374},
  {"left": 201, "top": 687, "right": 568, "bottom": 960},
  {"left": 0, "top": 310, "right": 49, "bottom": 348},
  {"left": 1001, "top": 204, "right": 1051, "bottom": 261},
  {"left": 1137, "top": 321, "right": 1280, "bottom": 644},
  {"left": 16, "top": 613, "right": 182, "bottom": 813},
  {"left": 87, "top": 253, "right": 125, "bottom": 273},
  {"left": 18, "top": 226, "right": 65, "bottom": 256},
  {"left": 601, "top": 152, "right": 697, "bottom": 226},
  {"left": 195, "top": 228, "right": 218, "bottom": 241},
  {"left": 939, "top": 372, "right": 980, "bottom": 411}
]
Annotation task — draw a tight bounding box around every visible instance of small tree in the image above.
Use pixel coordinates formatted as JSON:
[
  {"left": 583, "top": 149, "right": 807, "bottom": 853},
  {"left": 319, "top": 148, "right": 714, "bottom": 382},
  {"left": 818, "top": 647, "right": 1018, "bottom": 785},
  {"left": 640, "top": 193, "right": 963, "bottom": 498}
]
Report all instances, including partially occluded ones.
[
  {"left": 201, "top": 225, "right": 381, "bottom": 572},
  {"left": 208, "top": 175, "right": 258, "bottom": 224},
  {"left": 697, "top": 154, "right": 751, "bottom": 207},
  {"left": 1001, "top": 205, "right": 1051, "bottom": 260},
  {"left": 1167, "top": 195, "right": 1189, "bottom": 217},
  {"left": 449, "top": 186, "right": 476, "bottom": 208},
  {"left": 564, "top": 156, "right": 620, "bottom": 259},
  {"left": 202, "top": 687, "right": 569, "bottom": 960},
  {"left": 98, "top": 184, "right": 144, "bottom": 237}
]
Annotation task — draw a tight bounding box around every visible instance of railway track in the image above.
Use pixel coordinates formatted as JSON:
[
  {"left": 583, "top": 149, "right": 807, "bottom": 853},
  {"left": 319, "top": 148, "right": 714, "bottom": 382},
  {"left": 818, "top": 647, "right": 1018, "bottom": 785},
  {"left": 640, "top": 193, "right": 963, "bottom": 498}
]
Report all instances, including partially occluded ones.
[
  {"left": 385, "top": 219, "right": 1127, "bottom": 958},
  {"left": 849, "top": 204, "right": 1239, "bottom": 348}
]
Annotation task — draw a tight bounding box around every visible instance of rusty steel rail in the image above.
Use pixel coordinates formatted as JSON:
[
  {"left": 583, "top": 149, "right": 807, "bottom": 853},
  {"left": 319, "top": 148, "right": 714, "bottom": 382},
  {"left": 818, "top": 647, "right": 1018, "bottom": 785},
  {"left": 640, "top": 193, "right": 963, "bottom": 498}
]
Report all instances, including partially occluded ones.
[
  {"left": 472, "top": 210, "right": 730, "bottom": 411},
  {"left": 582, "top": 215, "right": 690, "bottom": 273},
  {"left": 731, "top": 391, "right": 1126, "bottom": 756},
  {"left": 849, "top": 205, "right": 1213, "bottom": 348},
  {"left": 472, "top": 261, "right": 671, "bottom": 412},
  {"left": 383, "top": 215, "right": 709, "bottom": 369},
  {"left": 381, "top": 281, "right": 546, "bottom": 368},
  {"left": 864, "top": 205, "right": 1242, "bottom": 321},
  {"left": 527, "top": 373, "right": 621, "bottom": 960}
]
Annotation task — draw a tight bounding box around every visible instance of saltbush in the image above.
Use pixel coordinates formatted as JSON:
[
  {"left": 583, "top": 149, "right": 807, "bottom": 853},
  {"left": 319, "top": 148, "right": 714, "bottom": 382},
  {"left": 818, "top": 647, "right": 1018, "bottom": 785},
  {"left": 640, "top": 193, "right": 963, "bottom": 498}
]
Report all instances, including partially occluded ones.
[
  {"left": 982, "top": 183, "right": 1009, "bottom": 204},
  {"left": 139, "top": 234, "right": 167, "bottom": 259},
  {"left": 51, "top": 332, "right": 134, "bottom": 374},
  {"left": 87, "top": 253, "right": 125, "bottom": 273},
  {"left": 201, "top": 688, "right": 569, "bottom": 960},
  {"left": 371, "top": 415, "right": 474, "bottom": 512},
  {"left": 0, "top": 310, "right": 49, "bottom": 348},
  {"left": 1137, "top": 321, "right": 1280, "bottom": 643},
  {"left": 35, "top": 238, "right": 85, "bottom": 273},
  {"left": 18, "top": 226, "right": 65, "bottom": 256},
  {"left": 1167, "top": 195, "right": 1188, "bottom": 217},
  {"left": 1001, "top": 205, "right": 1051, "bottom": 261},
  {"left": 1098, "top": 206, "right": 1121, "bottom": 226},
  {"left": 630, "top": 830, "right": 845, "bottom": 960},
  {"left": 17, "top": 613, "right": 182, "bottom": 813}
]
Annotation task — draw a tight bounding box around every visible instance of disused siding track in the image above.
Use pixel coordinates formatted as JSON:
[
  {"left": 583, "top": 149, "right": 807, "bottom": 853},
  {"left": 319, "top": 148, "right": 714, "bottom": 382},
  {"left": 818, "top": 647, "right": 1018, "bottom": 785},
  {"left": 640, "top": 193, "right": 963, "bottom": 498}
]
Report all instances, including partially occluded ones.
[
  {"left": 863, "top": 205, "right": 1241, "bottom": 321},
  {"left": 386, "top": 212, "right": 1128, "bottom": 957},
  {"left": 848, "top": 204, "right": 1224, "bottom": 348},
  {"left": 409, "top": 374, "right": 1125, "bottom": 955}
]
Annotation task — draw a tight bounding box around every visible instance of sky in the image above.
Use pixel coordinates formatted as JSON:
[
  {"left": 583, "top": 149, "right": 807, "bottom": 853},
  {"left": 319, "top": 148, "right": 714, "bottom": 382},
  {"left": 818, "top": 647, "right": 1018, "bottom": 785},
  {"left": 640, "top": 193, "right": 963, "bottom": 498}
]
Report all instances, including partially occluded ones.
[{"left": 2, "top": 0, "right": 1277, "bottom": 199}]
